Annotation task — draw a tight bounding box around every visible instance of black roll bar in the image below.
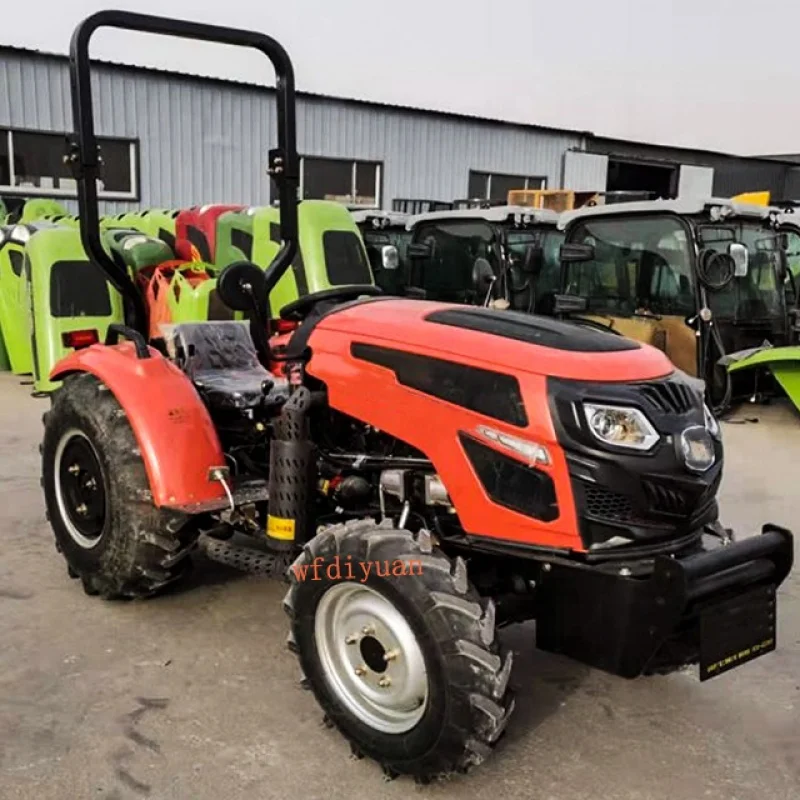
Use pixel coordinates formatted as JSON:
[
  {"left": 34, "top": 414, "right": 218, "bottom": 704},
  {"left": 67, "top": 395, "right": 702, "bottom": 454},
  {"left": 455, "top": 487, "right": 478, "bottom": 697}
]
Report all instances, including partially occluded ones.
[{"left": 68, "top": 9, "right": 299, "bottom": 332}]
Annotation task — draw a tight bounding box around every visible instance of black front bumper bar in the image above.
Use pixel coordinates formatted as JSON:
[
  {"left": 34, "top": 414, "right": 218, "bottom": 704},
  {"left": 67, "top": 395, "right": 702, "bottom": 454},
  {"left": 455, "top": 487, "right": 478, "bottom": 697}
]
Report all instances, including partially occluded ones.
[{"left": 535, "top": 524, "right": 794, "bottom": 679}]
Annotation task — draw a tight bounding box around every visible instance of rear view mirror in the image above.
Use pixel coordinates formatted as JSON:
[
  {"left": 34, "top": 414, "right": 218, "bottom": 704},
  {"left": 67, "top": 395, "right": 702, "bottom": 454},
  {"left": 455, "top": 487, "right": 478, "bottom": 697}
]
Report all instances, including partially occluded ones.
[
  {"left": 381, "top": 245, "right": 399, "bottom": 270},
  {"left": 560, "top": 243, "right": 595, "bottom": 263},
  {"left": 522, "top": 244, "right": 544, "bottom": 274},
  {"left": 554, "top": 294, "right": 588, "bottom": 314},
  {"left": 407, "top": 242, "right": 432, "bottom": 260},
  {"left": 729, "top": 242, "right": 749, "bottom": 277},
  {"left": 217, "top": 260, "right": 267, "bottom": 311}
]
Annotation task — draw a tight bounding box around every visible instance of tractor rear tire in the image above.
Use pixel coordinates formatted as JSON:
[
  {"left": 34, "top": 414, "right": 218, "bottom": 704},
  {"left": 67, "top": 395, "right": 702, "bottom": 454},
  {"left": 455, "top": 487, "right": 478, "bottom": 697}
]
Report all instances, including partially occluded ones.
[
  {"left": 41, "top": 372, "right": 199, "bottom": 599},
  {"left": 283, "top": 518, "right": 515, "bottom": 782}
]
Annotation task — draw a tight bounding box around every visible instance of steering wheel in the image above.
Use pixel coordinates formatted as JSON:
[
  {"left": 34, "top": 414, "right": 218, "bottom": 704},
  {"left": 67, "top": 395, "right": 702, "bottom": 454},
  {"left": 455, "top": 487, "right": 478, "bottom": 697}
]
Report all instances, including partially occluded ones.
[{"left": 280, "top": 285, "right": 383, "bottom": 321}]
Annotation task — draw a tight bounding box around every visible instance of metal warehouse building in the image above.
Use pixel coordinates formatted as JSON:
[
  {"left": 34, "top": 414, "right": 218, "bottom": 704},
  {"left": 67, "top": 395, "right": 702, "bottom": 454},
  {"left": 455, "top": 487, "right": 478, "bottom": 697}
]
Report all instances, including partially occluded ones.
[{"left": 3, "top": 45, "right": 800, "bottom": 214}]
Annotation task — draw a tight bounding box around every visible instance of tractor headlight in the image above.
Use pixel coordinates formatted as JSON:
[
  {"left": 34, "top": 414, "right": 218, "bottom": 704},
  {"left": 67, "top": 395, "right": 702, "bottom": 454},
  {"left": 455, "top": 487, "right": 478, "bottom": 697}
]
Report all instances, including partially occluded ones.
[
  {"left": 703, "top": 403, "right": 721, "bottom": 439},
  {"left": 680, "top": 426, "right": 716, "bottom": 472},
  {"left": 583, "top": 403, "right": 659, "bottom": 451}
]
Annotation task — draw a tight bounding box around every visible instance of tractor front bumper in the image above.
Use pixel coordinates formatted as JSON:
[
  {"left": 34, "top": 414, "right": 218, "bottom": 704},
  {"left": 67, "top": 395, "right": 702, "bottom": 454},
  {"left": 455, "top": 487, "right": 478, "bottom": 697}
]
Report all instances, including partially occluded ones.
[{"left": 534, "top": 524, "right": 794, "bottom": 680}]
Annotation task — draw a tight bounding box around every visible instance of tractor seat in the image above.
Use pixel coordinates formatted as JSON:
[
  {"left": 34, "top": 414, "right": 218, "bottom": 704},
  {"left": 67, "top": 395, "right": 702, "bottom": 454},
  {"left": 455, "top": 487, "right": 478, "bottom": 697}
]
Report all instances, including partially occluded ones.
[{"left": 166, "top": 321, "right": 289, "bottom": 411}]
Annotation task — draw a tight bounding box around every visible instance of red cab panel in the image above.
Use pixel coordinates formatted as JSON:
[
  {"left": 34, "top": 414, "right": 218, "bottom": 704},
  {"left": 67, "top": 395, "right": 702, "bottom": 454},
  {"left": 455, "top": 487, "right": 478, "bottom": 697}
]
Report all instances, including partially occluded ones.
[
  {"left": 51, "top": 343, "right": 227, "bottom": 509},
  {"left": 175, "top": 204, "right": 242, "bottom": 262}
]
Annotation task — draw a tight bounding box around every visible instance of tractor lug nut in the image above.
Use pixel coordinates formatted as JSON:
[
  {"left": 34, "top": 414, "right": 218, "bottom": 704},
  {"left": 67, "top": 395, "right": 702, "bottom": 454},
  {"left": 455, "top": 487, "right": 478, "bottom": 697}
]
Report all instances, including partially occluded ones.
[
  {"left": 378, "top": 676, "right": 392, "bottom": 688},
  {"left": 68, "top": 464, "right": 80, "bottom": 475},
  {"left": 344, "top": 633, "right": 359, "bottom": 645},
  {"left": 76, "top": 503, "right": 88, "bottom": 515},
  {"left": 383, "top": 649, "right": 399, "bottom": 662},
  {"left": 354, "top": 664, "right": 367, "bottom": 677},
  {"left": 361, "top": 625, "right": 375, "bottom": 636}
]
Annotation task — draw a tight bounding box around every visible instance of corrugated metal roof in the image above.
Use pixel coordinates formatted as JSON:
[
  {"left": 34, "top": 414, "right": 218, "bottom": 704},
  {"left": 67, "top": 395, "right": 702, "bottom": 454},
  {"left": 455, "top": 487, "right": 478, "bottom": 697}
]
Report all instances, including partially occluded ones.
[{"left": 0, "top": 44, "right": 593, "bottom": 140}]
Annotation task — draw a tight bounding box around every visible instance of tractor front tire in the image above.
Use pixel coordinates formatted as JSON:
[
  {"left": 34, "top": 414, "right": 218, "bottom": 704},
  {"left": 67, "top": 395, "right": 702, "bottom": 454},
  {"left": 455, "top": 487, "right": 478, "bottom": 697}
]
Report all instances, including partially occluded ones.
[
  {"left": 283, "top": 519, "right": 515, "bottom": 781},
  {"left": 41, "top": 372, "right": 199, "bottom": 599}
]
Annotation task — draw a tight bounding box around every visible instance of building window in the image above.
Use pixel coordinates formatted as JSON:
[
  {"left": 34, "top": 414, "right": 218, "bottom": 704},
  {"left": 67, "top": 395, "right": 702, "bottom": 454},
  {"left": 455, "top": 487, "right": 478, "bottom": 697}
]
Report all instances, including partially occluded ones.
[
  {"left": 0, "top": 128, "right": 139, "bottom": 200},
  {"left": 468, "top": 171, "right": 546, "bottom": 202},
  {"left": 301, "top": 157, "right": 381, "bottom": 207}
]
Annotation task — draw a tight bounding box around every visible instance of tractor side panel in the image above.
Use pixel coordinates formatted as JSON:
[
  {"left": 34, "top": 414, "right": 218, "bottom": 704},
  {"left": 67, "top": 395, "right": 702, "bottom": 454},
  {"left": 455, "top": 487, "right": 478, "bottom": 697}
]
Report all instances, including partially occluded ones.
[
  {"left": 307, "top": 330, "right": 582, "bottom": 551},
  {"left": 51, "top": 344, "right": 227, "bottom": 509}
]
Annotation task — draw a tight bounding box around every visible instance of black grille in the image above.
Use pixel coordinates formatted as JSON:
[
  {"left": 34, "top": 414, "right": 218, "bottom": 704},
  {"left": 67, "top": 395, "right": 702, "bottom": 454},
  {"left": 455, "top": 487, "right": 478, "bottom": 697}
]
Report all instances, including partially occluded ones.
[
  {"left": 459, "top": 433, "right": 558, "bottom": 522},
  {"left": 639, "top": 381, "right": 697, "bottom": 415},
  {"left": 353, "top": 343, "right": 528, "bottom": 427},
  {"left": 583, "top": 485, "right": 633, "bottom": 522},
  {"left": 642, "top": 481, "right": 690, "bottom": 516}
]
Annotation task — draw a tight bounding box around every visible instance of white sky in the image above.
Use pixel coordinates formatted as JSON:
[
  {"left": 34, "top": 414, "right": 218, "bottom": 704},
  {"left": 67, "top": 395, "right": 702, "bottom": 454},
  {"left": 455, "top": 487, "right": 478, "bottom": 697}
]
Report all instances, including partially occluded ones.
[{"left": 4, "top": 0, "right": 797, "bottom": 155}]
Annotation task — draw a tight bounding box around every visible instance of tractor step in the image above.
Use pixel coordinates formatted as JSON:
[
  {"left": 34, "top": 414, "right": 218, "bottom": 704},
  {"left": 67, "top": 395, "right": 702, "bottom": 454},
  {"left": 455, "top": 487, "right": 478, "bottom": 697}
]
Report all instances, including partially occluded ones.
[
  {"left": 199, "top": 532, "right": 291, "bottom": 577},
  {"left": 167, "top": 477, "right": 269, "bottom": 514}
]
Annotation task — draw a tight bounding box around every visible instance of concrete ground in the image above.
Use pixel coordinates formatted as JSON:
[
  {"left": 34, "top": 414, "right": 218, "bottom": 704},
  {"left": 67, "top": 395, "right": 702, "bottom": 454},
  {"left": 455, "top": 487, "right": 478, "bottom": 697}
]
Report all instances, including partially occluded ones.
[{"left": 0, "top": 372, "right": 797, "bottom": 800}]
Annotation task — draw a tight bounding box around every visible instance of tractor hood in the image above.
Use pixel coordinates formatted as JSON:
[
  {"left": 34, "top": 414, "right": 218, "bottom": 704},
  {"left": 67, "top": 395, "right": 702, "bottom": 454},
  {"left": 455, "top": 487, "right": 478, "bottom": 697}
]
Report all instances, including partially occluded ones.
[{"left": 311, "top": 299, "right": 673, "bottom": 382}]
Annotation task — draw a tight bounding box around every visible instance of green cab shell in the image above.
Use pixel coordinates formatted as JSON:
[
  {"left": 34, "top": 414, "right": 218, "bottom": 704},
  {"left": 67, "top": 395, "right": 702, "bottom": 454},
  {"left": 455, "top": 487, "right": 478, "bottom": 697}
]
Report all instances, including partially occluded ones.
[
  {"left": 727, "top": 345, "right": 800, "bottom": 415},
  {"left": 0, "top": 226, "right": 35, "bottom": 374},
  {"left": 26, "top": 227, "right": 124, "bottom": 393},
  {"left": 215, "top": 200, "right": 374, "bottom": 316},
  {"left": 112, "top": 209, "right": 179, "bottom": 251},
  {"left": 19, "top": 198, "right": 70, "bottom": 223},
  {"left": 165, "top": 264, "right": 241, "bottom": 324},
  {"left": 104, "top": 229, "right": 174, "bottom": 278}
]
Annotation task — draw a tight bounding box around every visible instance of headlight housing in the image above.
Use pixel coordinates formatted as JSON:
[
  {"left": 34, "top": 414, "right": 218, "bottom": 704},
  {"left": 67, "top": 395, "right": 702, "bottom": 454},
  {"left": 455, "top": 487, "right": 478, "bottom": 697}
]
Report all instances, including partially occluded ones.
[
  {"left": 703, "top": 403, "right": 721, "bottom": 439},
  {"left": 583, "top": 403, "right": 659, "bottom": 451}
]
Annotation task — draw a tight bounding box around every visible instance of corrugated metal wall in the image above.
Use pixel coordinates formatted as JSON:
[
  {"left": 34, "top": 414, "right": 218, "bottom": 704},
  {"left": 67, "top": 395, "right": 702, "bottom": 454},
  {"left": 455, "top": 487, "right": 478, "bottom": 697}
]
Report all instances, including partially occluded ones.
[{"left": 0, "top": 49, "right": 582, "bottom": 214}]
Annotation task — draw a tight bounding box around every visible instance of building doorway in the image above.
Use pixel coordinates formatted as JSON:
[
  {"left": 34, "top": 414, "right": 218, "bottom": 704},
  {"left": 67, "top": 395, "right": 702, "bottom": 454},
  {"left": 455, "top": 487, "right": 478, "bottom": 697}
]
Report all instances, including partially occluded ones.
[{"left": 607, "top": 158, "right": 677, "bottom": 198}]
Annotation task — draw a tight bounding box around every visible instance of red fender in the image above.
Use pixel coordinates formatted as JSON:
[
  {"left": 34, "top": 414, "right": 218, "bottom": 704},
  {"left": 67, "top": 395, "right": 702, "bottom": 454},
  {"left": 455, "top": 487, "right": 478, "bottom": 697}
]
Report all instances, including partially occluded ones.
[{"left": 51, "top": 343, "right": 226, "bottom": 510}]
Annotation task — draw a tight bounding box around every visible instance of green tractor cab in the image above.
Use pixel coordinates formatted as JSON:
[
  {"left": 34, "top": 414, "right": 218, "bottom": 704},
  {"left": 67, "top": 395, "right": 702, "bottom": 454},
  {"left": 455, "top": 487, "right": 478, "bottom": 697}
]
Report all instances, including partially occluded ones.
[
  {"left": 18, "top": 198, "right": 70, "bottom": 224},
  {"left": 557, "top": 197, "right": 793, "bottom": 412},
  {"left": 112, "top": 208, "right": 180, "bottom": 251},
  {"left": 26, "top": 227, "right": 124, "bottom": 393},
  {"left": 0, "top": 224, "right": 42, "bottom": 374},
  {"left": 406, "top": 205, "right": 563, "bottom": 310},
  {"left": 105, "top": 228, "right": 175, "bottom": 280},
  {"left": 350, "top": 209, "right": 410, "bottom": 294},
  {"left": 215, "top": 200, "right": 373, "bottom": 317},
  {"left": 166, "top": 264, "right": 236, "bottom": 324}
]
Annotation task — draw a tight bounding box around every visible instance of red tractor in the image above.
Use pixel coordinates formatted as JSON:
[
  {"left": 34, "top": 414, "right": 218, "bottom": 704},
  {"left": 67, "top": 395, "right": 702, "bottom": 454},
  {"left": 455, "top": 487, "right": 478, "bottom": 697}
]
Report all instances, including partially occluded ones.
[{"left": 41, "top": 11, "right": 793, "bottom": 782}]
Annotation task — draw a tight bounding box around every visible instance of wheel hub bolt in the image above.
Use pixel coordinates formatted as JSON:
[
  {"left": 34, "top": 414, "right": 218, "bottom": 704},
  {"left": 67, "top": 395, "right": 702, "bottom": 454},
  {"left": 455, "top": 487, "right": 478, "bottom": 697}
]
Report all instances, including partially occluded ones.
[
  {"left": 383, "top": 649, "right": 399, "bottom": 662},
  {"left": 354, "top": 664, "right": 367, "bottom": 677},
  {"left": 68, "top": 464, "right": 80, "bottom": 475},
  {"left": 85, "top": 478, "right": 97, "bottom": 490},
  {"left": 345, "top": 633, "right": 359, "bottom": 645},
  {"left": 76, "top": 503, "right": 88, "bottom": 516},
  {"left": 378, "top": 676, "right": 392, "bottom": 688},
  {"left": 361, "top": 625, "right": 375, "bottom": 636}
]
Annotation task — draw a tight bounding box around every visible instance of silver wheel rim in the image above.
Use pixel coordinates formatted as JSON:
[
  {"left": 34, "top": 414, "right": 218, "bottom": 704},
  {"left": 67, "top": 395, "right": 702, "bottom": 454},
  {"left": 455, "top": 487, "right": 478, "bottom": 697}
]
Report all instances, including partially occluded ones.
[
  {"left": 53, "top": 428, "right": 105, "bottom": 550},
  {"left": 315, "top": 582, "right": 429, "bottom": 734}
]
